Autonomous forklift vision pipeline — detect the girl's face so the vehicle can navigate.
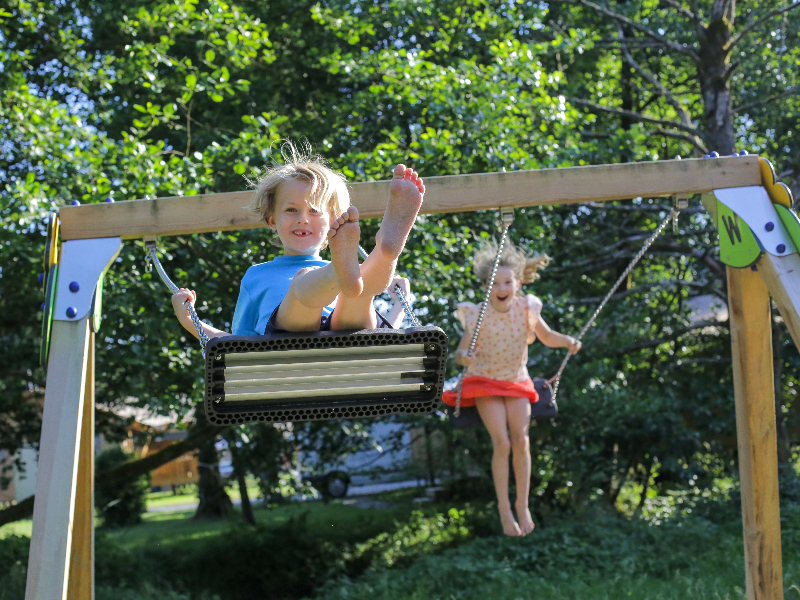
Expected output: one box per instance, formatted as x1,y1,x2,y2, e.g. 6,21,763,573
489,266,521,312
268,179,331,256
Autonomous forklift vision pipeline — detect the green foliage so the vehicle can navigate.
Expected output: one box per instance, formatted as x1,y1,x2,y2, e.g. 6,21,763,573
95,446,150,528
312,503,800,600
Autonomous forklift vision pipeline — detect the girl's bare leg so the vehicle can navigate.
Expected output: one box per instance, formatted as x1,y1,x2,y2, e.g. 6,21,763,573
331,165,424,330
475,395,522,537
506,396,534,535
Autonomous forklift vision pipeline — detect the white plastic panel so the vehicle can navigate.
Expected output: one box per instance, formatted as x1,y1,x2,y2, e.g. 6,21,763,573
714,187,796,256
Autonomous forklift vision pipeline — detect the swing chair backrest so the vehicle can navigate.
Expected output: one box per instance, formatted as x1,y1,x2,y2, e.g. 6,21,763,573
205,326,447,425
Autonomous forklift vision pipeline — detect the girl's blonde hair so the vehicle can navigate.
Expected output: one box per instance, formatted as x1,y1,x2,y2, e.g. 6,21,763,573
473,239,550,290
247,141,350,248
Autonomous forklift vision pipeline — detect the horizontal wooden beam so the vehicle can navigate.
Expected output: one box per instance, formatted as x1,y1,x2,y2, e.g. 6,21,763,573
59,156,761,241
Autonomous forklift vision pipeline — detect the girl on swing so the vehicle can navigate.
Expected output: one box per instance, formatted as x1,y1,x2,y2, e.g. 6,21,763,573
443,241,581,536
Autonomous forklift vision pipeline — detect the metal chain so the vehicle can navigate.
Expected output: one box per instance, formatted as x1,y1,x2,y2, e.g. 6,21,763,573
546,209,677,404
453,218,513,417
358,245,420,327
144,241,210,356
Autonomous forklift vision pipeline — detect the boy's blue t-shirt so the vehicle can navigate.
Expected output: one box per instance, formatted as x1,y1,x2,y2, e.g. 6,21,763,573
232,255,333,336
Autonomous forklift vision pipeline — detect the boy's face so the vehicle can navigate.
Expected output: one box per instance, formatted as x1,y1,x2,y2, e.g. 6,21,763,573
268,179,332,256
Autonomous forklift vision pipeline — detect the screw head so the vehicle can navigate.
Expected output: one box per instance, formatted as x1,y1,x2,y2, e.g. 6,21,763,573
66,306,78,318
215,355,222,361
104,196,114,203
739,149,749,156
710,151,719,158
426,344,437,352
703,154,710,159
69,281,80,293
70,200,80,206
765,222,775,232
777,244,786,253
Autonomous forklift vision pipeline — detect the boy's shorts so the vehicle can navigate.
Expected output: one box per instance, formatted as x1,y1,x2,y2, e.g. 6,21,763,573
264,303,394,335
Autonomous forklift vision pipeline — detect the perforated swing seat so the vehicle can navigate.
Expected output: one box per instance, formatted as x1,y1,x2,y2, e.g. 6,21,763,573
204,326,448,426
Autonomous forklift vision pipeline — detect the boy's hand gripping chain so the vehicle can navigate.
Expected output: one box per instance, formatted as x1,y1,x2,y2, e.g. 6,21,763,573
144,241,210,356
546,205,681,404
453,208,515,417
358,245,421,327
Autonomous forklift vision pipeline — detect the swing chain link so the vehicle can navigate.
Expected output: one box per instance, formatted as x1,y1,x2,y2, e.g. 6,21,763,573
547,208,678,404
453,208,514,417
144,241,210,356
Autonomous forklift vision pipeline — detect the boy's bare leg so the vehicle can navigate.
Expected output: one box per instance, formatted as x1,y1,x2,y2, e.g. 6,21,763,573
275,265,341,332
331,165,424,329
327,206,364,298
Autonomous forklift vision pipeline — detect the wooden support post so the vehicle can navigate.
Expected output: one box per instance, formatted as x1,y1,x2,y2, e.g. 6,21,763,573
25,318,90,600
68,330,94,600
758,252,800,351
727,266,783,600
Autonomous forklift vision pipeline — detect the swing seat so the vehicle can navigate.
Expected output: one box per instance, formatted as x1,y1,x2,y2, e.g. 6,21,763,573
204,326,447,425
446,378,556,428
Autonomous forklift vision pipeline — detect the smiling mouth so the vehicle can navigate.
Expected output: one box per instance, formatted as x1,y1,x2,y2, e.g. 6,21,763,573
496,294,510,301
292,230,312,237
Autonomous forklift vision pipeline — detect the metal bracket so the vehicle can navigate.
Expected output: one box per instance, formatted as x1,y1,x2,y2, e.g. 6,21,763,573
54,238,122,322
500,207,514,229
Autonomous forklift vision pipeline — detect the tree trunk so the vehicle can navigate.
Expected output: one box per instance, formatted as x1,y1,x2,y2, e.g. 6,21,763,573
698,2,736,155
229,442,256,525
194,438,233,520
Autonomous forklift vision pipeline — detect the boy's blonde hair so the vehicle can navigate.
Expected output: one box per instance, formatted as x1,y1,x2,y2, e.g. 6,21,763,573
473,239,550,291
247,141,350,249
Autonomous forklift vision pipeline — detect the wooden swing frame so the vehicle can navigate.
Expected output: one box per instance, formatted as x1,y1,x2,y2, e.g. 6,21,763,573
27,154,799,600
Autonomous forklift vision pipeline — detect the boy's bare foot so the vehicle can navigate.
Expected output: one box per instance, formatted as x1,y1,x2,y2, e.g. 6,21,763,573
516,501,535,536
500,508,522,537
377,164,425,259
328,206,363,297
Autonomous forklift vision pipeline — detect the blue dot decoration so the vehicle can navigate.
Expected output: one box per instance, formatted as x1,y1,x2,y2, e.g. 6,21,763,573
70,200,81,206
710,151,719,158
66,307,78,318
703,154,710,159
104,197,114,203
777,244,786,253
69,281,80,293
739,149,748,156
765,222,774,232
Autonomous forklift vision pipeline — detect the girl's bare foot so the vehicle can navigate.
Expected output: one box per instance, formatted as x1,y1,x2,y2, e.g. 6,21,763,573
377,164,425,259
516,501,535,536
500,508,522,537
328,206,363,297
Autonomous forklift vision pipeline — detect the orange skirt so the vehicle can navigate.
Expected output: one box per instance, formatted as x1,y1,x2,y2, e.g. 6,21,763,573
442,376,539,408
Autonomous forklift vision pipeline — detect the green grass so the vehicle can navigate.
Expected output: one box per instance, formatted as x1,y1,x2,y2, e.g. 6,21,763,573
105,489,428,551
310,501,800,600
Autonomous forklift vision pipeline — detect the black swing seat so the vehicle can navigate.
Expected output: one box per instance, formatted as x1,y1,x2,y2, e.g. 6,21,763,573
446,378,557,429
204,326,448,426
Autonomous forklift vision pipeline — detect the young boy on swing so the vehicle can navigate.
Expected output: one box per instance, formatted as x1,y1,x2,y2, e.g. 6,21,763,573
170,144,424,337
